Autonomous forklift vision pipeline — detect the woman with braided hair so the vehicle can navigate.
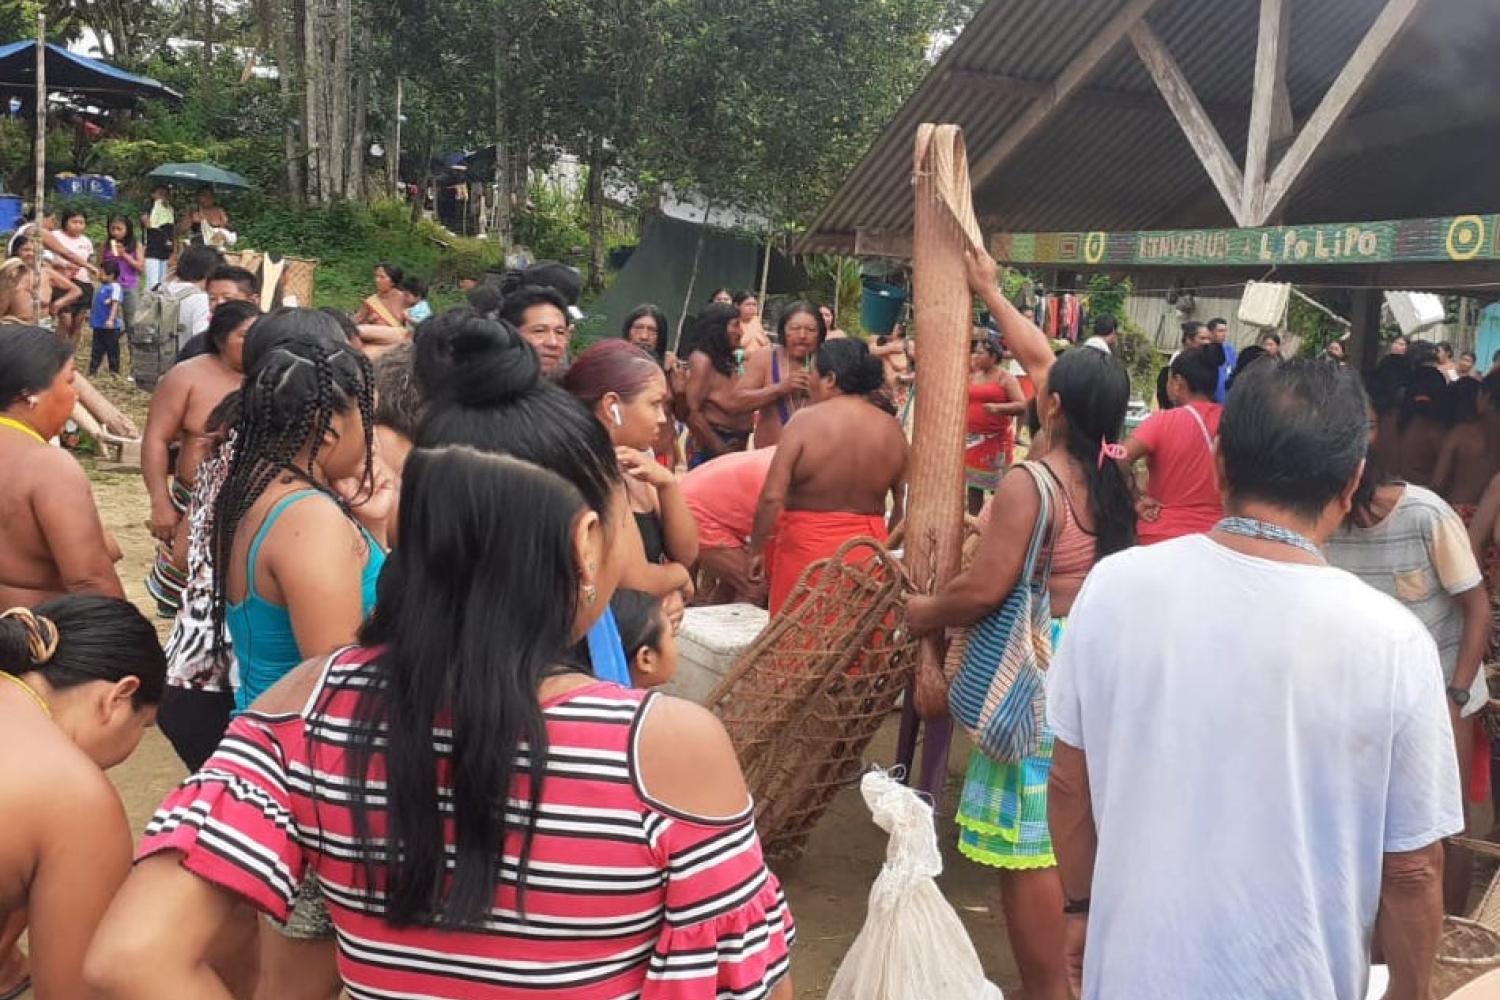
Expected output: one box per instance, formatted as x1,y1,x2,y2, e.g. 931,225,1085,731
209,307,383,1000
0,596,164,1000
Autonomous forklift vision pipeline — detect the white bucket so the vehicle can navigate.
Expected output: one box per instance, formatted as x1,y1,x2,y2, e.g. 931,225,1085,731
667,604,769,704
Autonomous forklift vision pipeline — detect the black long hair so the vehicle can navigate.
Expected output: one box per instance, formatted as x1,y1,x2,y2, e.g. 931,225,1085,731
351,446,599,927
777,300,828,345
0,596,165,707
1047,348,1136,556
209,309,376,661
0,325,72,407
621,304,669,364
815,338,884,396
340,306,623,928
206,299,260,356
105,214,139,254
691,302,738,376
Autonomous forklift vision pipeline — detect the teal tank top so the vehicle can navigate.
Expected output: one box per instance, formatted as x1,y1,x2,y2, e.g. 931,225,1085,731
227,490,385,713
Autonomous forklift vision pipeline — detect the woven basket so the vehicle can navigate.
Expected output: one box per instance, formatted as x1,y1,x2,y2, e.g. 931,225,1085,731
1434,917,1500,997
281,256,318,307
706,537,918,864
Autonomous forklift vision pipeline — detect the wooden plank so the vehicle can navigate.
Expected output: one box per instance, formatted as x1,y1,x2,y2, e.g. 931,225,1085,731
1262,0,1425,221
945,69,1246,119
990,213,1500,268
969,0,1161,189
1242,0,1287,224
1129,22,1250,227
853,228,913,260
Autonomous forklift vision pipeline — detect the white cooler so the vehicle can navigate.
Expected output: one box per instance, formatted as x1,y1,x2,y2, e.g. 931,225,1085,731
668,604,770,704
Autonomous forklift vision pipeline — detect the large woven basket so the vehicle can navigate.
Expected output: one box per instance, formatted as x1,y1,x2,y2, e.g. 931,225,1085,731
281,256,318,307
1434,916,1500,997
705,537,918,864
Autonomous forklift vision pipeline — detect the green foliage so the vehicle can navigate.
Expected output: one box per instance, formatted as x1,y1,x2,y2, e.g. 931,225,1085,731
800,254,864,333
1288,293,1348,359
1081,273,1159,398
513,182,589,264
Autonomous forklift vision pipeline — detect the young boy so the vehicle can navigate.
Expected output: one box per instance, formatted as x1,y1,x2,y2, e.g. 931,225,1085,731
400,274,431,329
88,259,125,376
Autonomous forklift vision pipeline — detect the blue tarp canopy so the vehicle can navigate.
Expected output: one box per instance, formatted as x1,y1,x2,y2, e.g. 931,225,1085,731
0,41,181,108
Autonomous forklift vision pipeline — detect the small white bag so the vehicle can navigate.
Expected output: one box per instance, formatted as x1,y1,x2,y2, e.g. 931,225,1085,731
827,769,1004,1000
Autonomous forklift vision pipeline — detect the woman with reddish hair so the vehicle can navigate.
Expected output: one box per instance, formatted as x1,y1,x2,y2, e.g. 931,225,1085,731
565,340,698,601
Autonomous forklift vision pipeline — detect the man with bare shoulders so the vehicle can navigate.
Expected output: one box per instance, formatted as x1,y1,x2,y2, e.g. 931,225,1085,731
2,241,81,323
733,301,820,449
142,300,255,616
0,327,124,608
1434,378,1497,511
749,338,907,613
685,303,754,468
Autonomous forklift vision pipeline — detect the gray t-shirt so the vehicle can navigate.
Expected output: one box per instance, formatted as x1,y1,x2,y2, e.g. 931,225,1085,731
1326,484,1486,710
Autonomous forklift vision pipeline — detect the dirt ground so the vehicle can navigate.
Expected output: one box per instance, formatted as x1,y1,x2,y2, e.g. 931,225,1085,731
49,369,1022,999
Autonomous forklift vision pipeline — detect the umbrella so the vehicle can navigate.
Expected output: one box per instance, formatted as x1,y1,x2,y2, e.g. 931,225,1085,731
146,162,252,191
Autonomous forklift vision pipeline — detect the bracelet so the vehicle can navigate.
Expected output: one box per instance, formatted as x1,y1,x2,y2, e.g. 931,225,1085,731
1063,897,1090,915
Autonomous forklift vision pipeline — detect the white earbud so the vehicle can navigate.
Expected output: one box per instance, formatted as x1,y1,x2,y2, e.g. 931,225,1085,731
611,404,623,427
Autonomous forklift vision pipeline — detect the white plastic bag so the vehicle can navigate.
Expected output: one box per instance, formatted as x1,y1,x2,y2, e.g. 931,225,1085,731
827,769,1004,1000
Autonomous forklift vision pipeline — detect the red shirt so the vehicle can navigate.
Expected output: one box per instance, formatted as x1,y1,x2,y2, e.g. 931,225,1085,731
1134,401,1224,545
681,448,776,549
139,648,794,998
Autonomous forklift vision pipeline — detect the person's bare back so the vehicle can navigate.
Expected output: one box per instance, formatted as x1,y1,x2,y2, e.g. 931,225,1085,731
167,355,242,484
0,433,123,607
1436,422,1493,507
783,395,907,515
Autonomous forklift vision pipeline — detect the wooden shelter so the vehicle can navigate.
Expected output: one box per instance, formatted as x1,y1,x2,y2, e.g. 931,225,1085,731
797,0,1500,359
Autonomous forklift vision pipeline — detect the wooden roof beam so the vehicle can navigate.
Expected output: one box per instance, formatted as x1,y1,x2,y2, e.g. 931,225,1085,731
1261,0,1426,223
1243,0,1289,224
968,0,1162,191
1130,21,1251,227
945,69,1246,119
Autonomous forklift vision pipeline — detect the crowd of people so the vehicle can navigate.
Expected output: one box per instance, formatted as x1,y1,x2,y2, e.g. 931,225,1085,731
0,210,1497,1000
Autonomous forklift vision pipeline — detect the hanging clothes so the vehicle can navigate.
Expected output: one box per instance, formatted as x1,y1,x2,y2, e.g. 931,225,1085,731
1477,303,1500,375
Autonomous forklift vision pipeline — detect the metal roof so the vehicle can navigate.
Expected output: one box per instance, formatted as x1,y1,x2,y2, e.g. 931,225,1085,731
0,40,182,108
799,0,1500,253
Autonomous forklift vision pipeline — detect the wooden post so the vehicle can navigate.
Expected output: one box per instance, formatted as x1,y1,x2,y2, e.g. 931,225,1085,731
758,233,772,305
30,17,45,322
908,127,981,697
391,75,402,199
1242,0,1287,224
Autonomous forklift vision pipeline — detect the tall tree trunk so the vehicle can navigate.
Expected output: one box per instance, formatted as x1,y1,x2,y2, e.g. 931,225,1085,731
276,0,304,204
674,201,713,353
327,0,351,198
585,136,606,293
302,0,324,202
345,16,369,203
492,18,512,254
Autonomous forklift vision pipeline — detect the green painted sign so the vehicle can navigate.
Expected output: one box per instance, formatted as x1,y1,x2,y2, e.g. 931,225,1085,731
991,215,1500,268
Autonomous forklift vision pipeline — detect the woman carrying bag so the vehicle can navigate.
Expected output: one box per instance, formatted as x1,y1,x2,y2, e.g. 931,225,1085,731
907,247,1136,1000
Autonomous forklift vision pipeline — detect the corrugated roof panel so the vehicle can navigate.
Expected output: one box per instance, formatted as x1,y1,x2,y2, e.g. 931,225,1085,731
799,0,1500,253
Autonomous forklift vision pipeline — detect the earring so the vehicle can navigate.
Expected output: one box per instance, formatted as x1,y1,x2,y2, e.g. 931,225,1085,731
26,396,38,408
582,582,598,605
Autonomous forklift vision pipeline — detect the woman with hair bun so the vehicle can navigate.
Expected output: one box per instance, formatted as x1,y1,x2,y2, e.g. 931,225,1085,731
0,595,165,1000
93,308,795,1000
749,338,907,613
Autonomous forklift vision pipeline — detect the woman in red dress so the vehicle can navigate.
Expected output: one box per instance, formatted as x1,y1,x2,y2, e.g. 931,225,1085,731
965,330,1026,514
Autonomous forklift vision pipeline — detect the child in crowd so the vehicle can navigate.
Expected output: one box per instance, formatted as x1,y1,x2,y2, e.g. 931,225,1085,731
141,185,175,290
401,274,432,328
612,588,679,689
88,259,125,375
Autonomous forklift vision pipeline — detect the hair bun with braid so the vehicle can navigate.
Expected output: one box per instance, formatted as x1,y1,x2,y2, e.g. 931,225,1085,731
415,308,540,409
0,608,59,672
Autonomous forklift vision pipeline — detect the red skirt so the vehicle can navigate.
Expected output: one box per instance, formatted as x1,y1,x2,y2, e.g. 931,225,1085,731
768,509,888,615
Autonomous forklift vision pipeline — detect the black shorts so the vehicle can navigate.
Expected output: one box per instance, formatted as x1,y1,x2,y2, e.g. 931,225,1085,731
158,684,235,772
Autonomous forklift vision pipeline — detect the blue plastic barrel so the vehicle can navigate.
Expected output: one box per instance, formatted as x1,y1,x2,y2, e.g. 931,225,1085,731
860,280,907,335
0,195,21,235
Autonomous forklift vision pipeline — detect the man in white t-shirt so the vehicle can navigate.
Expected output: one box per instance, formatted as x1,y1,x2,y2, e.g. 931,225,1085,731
1048,359,1459,1000
1081,313,1117,354
160,245,218,349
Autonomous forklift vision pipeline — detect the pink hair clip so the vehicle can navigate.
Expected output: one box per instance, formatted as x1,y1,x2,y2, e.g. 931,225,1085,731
1097,437,1127,469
